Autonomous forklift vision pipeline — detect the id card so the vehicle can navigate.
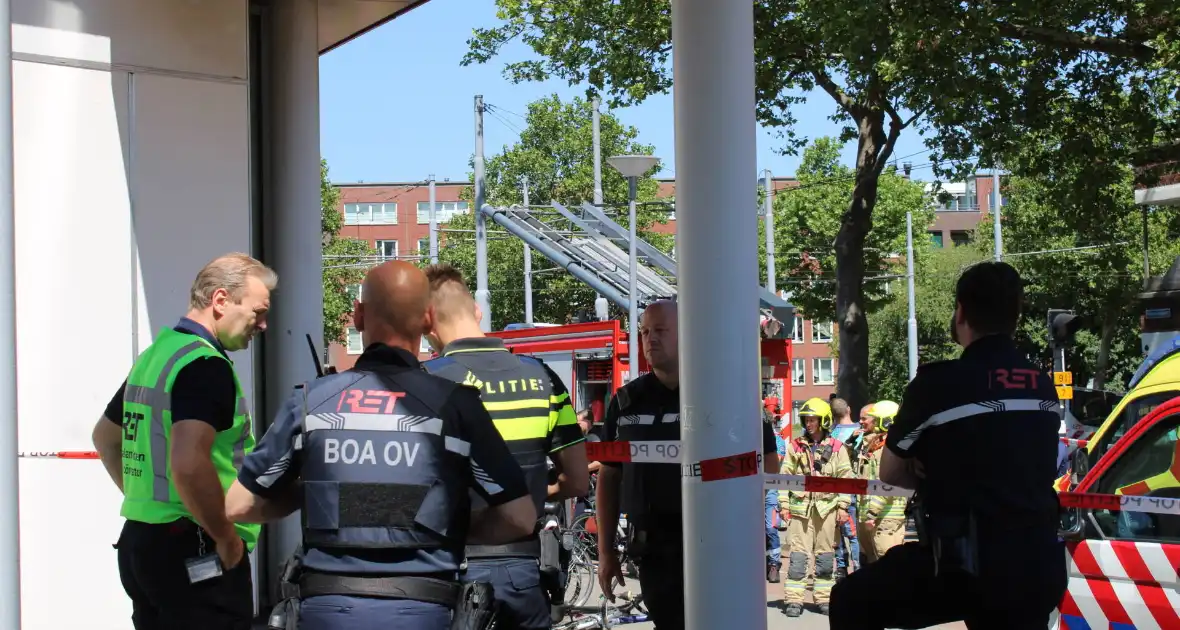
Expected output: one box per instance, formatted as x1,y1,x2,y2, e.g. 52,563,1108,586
185,554,224,584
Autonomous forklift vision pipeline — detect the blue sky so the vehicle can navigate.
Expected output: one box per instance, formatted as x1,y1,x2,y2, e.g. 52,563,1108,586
319,0,935,185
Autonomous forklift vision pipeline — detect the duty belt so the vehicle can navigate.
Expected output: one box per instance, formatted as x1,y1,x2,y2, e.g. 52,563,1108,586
296,572,461,609
465,538,541,559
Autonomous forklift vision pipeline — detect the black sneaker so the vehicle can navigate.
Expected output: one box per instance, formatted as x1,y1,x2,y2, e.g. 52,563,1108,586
766,565,780,583
783,604,803,617
835,566,848,580
817,604,830,616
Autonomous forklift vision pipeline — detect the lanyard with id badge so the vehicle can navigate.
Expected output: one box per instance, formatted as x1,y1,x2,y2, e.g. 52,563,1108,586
186,529,226,584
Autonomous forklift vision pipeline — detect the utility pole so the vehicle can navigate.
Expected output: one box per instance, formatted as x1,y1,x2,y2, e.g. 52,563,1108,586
762,169,776,293
993,165,1003,261
591,96,609,321
906,212,918,380
474,95,491,331
673,0,765,627
428,174,438,264
523,176,533,325
0,0,19,625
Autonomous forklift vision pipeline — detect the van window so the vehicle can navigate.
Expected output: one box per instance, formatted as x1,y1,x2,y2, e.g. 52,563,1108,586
1092,391,1180,461
1089,417,1180,543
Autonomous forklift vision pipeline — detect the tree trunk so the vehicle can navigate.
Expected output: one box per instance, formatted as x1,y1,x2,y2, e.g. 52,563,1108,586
835,111,887,414
1092,309,1118,390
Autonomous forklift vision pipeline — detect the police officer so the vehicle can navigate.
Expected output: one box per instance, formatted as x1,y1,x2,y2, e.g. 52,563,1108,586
225,261,536,630
829,261,1068,628
91,252,275,630
597,300,779,630
419,263,590,629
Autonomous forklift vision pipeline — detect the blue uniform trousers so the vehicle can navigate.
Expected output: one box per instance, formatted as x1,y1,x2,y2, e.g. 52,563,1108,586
836,502,859,571
765,489,781,569
462,558,550,630
297,595,451,630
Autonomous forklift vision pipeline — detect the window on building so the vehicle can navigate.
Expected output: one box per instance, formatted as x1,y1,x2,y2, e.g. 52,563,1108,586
791,316,805,343
375,240,398,260
812,321,833,343
416,201,470,224
813,358,835,385
346,326,363,354
950,231,971,247
929,231,944,248
344,202,397,225
346,284,362,303
418,238,430,253
792,358,806,386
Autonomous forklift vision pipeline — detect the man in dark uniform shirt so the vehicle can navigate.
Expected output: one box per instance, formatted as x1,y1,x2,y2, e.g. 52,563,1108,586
829,261,1068,628
596,300,779,630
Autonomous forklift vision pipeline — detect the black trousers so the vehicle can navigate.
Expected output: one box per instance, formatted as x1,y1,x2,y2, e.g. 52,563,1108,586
115,519,254,630
829,539,1067,629
634,541,684,630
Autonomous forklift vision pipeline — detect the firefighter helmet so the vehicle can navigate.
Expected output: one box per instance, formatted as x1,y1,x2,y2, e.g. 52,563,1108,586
868,400,900,432
798,397,833,430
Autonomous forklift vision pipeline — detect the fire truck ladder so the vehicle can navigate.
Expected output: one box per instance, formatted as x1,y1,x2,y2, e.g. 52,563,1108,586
479,204,677,312
478,203,794,325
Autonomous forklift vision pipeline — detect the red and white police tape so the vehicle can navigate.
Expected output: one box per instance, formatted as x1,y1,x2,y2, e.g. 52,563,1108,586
17,451,100,459
584,440,1180,516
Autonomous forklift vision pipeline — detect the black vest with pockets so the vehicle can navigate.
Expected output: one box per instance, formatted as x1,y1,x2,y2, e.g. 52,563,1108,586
296,367,472,573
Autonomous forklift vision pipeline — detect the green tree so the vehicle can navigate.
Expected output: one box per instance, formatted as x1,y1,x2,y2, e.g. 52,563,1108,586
462,0,1178,412
441,95,672,330
866,245,986,402
766,138,933,325
321,158,376,345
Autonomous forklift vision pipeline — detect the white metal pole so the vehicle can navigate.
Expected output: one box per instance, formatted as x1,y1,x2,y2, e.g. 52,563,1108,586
592,96,609,321
428,174,438,264
627,177,639,369
993,166,1003,261
0,0,20,624
265,0,324,596
672,0,764,626
763,169,776,294
523,176,533,325
906,212,918,380
474,95,491,330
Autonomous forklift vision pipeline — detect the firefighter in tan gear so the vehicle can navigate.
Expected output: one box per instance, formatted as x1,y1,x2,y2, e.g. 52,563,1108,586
854,401,908,565
779,397,853,618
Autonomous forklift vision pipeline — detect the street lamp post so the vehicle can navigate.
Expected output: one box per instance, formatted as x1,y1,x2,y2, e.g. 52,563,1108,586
607,155,660,378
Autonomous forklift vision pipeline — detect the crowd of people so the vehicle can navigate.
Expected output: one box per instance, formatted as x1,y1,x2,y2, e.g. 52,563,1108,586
91,252,1068,630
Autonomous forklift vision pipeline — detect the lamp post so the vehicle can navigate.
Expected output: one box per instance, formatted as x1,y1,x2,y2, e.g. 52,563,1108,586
607,154,660,377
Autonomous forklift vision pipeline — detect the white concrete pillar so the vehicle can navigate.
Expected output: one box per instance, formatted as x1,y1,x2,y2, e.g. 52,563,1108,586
672,0,765,628
263,0,321,600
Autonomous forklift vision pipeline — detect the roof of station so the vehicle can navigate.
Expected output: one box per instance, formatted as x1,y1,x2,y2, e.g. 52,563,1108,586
319,0,433,55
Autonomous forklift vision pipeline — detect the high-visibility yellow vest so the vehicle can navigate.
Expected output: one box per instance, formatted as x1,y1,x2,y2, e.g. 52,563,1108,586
119,327,260,551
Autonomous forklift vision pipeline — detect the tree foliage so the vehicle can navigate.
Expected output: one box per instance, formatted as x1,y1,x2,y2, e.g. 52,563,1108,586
867,245,986,402
321,158,375,345
766,137,933,323
463,0,1179,412
441,95,673,330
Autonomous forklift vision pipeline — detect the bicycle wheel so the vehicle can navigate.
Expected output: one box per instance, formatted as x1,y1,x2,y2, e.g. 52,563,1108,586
564,544,597,609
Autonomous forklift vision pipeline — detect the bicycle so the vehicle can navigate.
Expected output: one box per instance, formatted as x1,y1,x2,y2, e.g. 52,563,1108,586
553,584,648,629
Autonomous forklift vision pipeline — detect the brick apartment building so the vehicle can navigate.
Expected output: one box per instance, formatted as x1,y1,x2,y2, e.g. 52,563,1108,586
326,173,996,409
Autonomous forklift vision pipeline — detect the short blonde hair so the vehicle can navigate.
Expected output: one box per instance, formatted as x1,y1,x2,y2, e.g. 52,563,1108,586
189,253,277,310
424,263,476,324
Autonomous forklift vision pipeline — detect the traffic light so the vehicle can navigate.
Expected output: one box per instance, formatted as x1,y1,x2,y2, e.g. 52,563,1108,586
1048,309,1083,348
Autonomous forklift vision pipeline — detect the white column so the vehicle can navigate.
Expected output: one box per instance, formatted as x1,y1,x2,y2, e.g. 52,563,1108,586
263,0,321,600
672,0,765,628
0,0,20,625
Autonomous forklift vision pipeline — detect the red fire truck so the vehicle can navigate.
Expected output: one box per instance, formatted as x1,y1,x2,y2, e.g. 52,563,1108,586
487,320,794,425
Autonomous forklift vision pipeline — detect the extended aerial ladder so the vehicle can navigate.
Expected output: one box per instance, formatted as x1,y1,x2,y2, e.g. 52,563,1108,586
477,202,795,326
